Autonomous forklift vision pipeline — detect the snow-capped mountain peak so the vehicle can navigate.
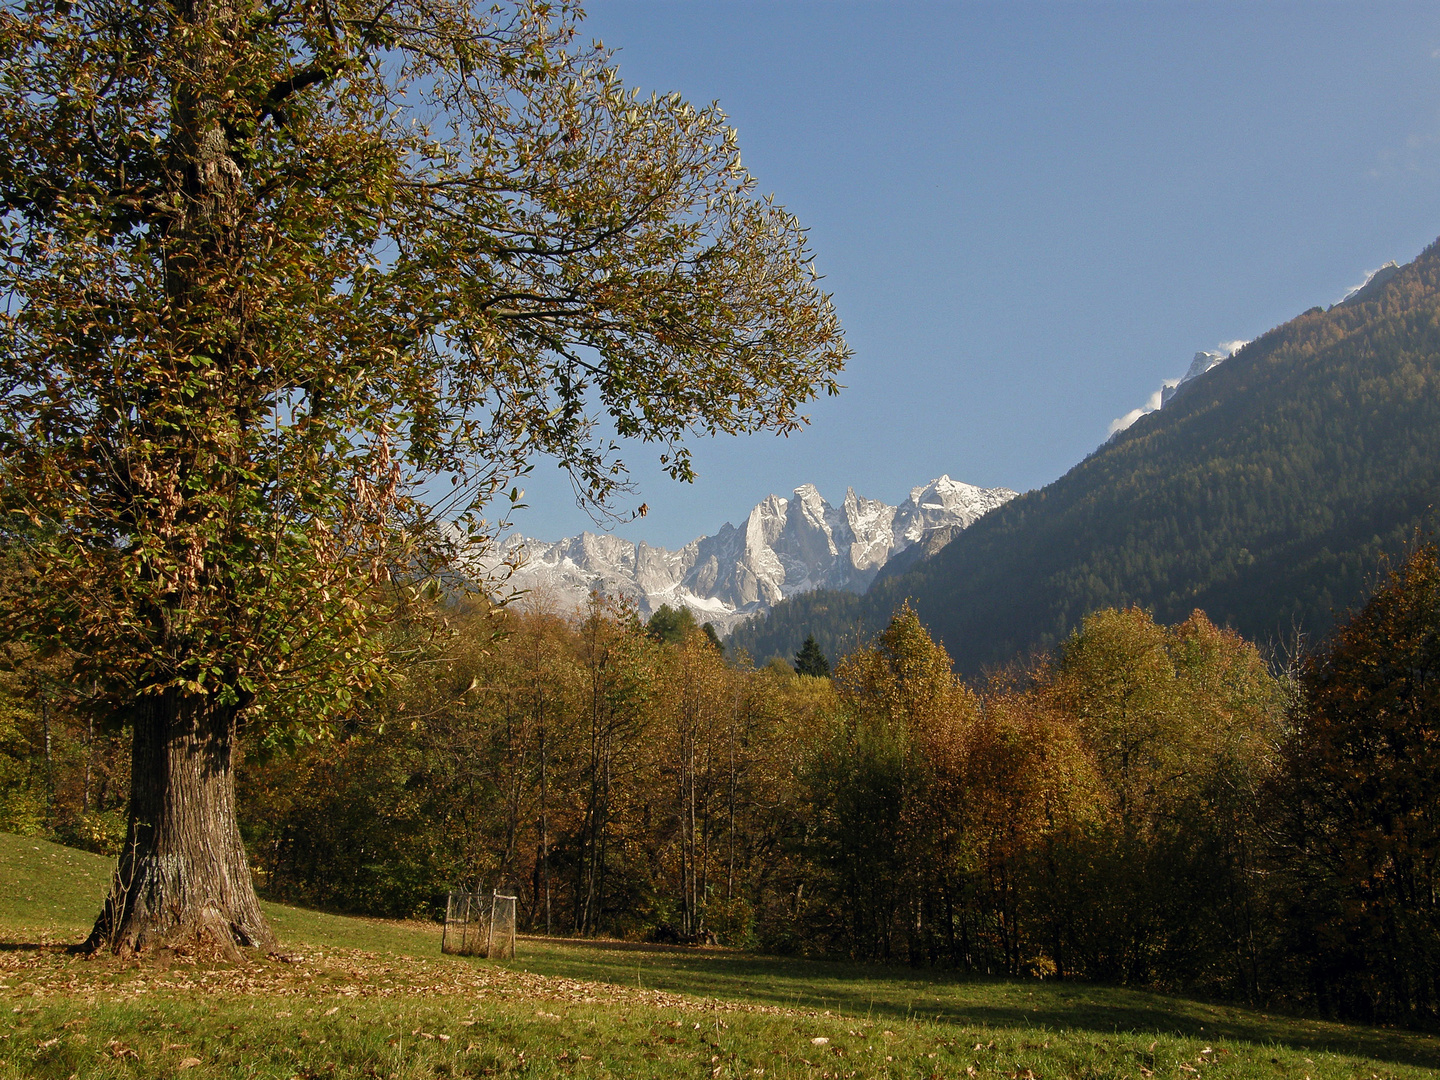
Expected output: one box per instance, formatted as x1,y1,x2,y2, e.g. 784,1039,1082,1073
488,476,1018,633
1108,340,1249,439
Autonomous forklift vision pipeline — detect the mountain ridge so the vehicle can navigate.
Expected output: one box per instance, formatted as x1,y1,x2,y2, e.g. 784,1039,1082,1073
492,476,1018,633
729,238,1440,672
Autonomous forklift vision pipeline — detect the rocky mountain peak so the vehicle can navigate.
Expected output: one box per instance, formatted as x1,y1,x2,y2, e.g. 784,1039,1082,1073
488,476,1019,634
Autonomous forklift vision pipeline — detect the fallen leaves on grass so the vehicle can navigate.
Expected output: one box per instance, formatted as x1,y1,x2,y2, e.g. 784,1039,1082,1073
0,941,812,1023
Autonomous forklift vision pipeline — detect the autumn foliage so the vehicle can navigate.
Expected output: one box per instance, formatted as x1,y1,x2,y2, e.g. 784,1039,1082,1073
9,546,1440,1023
1273,544,1440,1021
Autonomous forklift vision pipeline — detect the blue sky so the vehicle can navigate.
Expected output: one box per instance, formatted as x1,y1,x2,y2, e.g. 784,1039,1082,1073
506,1,1440,549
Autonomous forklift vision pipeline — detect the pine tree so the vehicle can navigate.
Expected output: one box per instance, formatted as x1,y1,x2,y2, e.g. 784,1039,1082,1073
794,634,831,678
647,605,698,645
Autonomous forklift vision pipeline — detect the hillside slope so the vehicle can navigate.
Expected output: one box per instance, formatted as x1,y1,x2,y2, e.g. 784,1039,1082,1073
732,238,1440,672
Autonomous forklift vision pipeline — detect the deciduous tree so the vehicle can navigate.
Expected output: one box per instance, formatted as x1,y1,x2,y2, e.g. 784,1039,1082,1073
1278,544,1440,1021
0,0,845,955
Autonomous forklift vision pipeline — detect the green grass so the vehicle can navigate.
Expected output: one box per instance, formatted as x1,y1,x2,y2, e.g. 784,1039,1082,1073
3,832,1439,1079
0,832,113,940
510,939,1440,1072
0,832,437,955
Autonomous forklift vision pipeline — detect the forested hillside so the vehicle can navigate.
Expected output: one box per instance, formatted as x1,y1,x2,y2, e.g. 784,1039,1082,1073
731,237,1440,673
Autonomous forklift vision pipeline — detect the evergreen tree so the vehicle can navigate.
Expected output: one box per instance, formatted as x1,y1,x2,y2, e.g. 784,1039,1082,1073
794,634,831,677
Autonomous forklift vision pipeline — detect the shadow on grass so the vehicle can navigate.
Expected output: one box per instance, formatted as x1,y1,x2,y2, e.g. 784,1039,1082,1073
504,939,1440,1072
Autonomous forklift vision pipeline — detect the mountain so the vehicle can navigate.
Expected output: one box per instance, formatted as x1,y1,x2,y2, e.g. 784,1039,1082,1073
730,239,1440,673
491,476,1017,633
1160,348,1229,408
1109,342,1247,437
1342,260,1400,305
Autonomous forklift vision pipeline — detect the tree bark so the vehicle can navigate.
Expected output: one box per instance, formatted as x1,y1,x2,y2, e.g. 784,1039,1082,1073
88,690,274,957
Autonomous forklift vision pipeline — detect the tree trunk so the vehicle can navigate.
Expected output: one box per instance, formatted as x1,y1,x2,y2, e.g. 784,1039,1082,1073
88,690,274,957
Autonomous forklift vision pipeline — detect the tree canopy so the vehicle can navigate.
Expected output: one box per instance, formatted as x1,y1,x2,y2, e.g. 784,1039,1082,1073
0,0,846,954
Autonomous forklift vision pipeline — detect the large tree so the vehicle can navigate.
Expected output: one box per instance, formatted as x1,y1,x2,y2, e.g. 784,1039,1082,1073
1277,544,1440,1021
0,0,845,955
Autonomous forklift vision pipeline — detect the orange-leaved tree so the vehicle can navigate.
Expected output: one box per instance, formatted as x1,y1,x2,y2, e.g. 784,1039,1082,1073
1044,606,1282,987
814,603,977,961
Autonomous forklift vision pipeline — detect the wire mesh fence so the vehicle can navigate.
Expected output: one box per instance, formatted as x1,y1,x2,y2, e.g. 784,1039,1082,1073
441,889,517,959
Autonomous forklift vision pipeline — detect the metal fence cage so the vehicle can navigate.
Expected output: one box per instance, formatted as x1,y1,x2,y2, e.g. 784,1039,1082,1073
441,889,517,959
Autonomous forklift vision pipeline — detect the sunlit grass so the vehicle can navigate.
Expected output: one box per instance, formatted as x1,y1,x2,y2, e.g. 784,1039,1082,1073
3,831,1438,1079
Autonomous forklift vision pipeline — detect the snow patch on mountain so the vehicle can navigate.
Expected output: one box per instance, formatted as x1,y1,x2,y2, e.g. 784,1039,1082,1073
1108,340,1249,438
1339,261,1399,305
487,476,1018,634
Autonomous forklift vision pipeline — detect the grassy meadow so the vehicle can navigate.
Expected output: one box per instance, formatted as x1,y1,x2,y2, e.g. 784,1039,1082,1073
3,832,1439,1079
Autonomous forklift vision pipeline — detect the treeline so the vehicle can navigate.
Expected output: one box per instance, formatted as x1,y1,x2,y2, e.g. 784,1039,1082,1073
6,548,1440,1024
727,589,870,675
731,237,1440,674
806,602,1285,998
238,596,833,945
0,645,129,853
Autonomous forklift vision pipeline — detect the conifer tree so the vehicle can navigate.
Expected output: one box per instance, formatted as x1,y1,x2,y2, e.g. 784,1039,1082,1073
794,634,830,678
647,605,698,645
